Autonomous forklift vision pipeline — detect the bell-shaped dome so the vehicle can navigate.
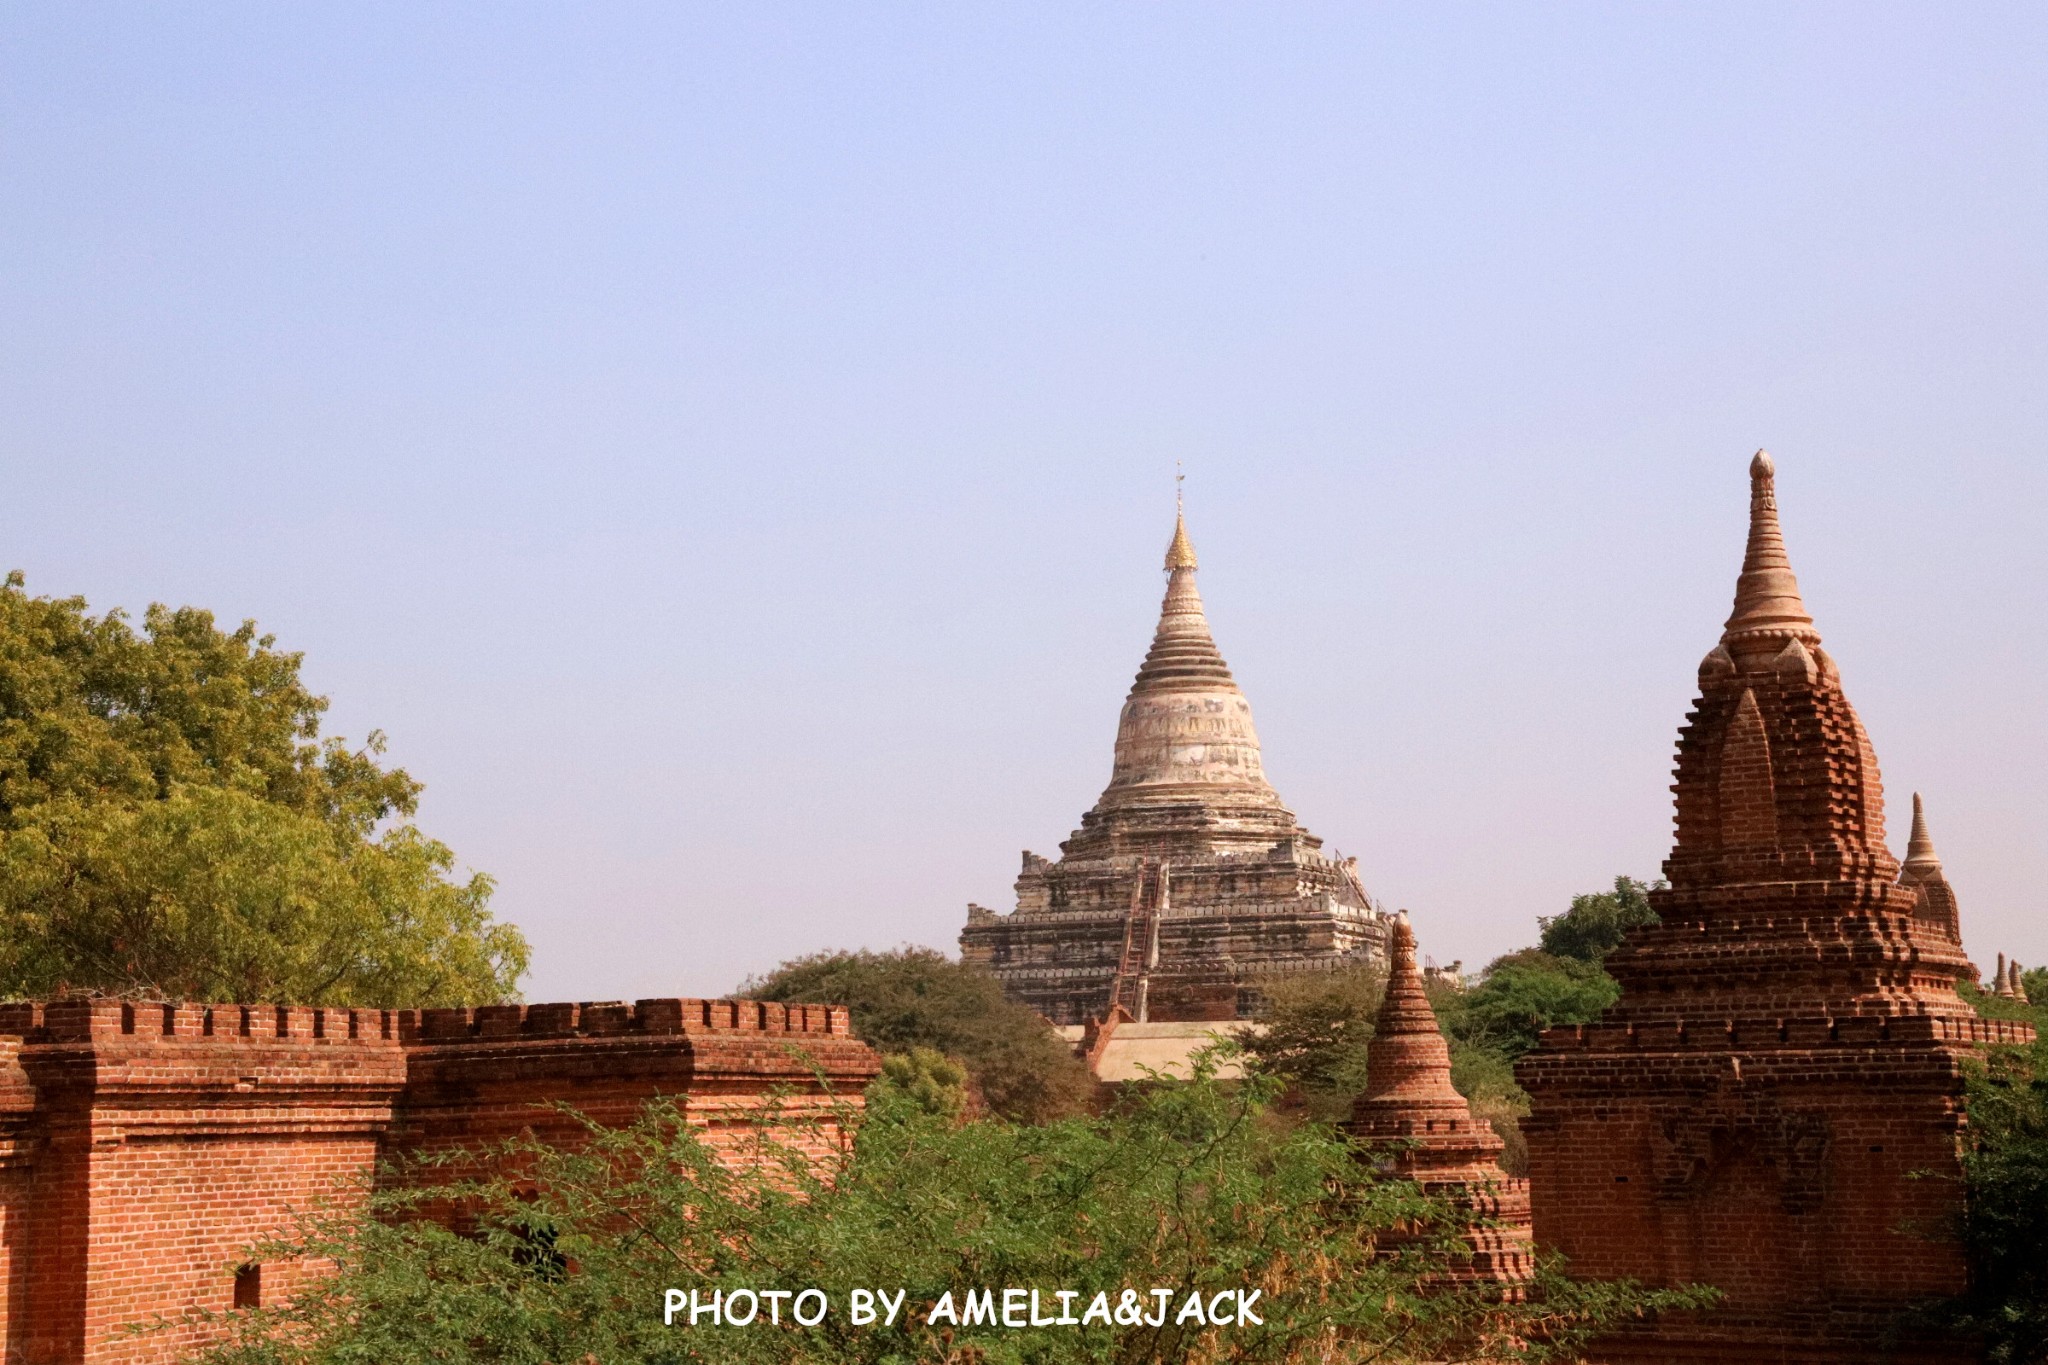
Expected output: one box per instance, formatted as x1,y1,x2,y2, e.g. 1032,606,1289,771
1096,511,1285,815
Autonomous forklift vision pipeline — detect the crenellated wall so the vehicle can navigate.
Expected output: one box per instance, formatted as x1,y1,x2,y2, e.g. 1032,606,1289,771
0,995,879,1365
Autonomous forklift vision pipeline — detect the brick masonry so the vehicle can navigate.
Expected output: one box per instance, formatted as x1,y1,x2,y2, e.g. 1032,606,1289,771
1346,912,1533,1293
1518,452,2032,1364
0,996,878,1365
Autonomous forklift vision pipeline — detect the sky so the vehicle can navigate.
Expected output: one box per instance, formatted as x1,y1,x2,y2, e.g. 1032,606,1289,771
2,4,2044,1002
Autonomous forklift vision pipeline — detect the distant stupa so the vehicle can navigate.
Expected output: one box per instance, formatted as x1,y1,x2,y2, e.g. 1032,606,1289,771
960,502,1390,1023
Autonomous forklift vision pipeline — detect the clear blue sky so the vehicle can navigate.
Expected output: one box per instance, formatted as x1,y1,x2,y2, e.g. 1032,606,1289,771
3,4,2043,1000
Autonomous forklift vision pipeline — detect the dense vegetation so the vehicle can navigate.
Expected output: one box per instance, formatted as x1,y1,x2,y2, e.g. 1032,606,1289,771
1951,973,2048,1363
0,573,527,1005
740,947,1094,1124
1245,877,1659,1170
180,1064,1703,1365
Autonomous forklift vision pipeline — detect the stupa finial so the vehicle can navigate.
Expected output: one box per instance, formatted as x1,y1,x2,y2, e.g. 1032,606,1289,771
1723,449,1820,656
1165,464,1197,572
1903,792,1943,875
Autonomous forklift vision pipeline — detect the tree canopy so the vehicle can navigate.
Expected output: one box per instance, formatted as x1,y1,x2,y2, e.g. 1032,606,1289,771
740,947,1093,1124
1239,964,1383,1120
1241,882,1648,1173
180,1064,1702,1365
1536,875,1661,963
1949,983,2048,1362
0,573,527,1005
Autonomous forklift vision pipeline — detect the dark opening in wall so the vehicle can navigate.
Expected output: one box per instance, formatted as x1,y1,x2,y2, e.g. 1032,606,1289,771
233,1264,261,1309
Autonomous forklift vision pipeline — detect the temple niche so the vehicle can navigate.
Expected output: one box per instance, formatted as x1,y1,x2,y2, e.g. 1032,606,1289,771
1518,453,2033,1365
959,508,1392,1025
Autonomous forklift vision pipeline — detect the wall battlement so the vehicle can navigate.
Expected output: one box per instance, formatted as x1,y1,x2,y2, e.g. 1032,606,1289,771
407,997,853,1042
0,992,879,1365
0,999,405,1047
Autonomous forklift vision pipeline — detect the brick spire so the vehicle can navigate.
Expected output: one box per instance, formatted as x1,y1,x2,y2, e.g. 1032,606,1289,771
1898,792,1962,944
1609,452,1975,1022
1348,912,1532,1291
1352,913,1470,1135
1901,791,1942,878
1519,452,2028,1364
1722,450,1820,663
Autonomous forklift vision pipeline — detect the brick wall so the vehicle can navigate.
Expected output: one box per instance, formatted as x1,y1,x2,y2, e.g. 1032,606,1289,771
0,996,878,1365
1519,455,2032,1364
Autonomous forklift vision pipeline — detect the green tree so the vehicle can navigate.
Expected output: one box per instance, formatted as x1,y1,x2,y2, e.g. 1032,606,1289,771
178,1065,1706,1365
1946,981,2048,1363
874,1046,970,1122
1240,964,1383,1119
1537,876,1662,964
0,573,526,1005
1240,966,1533,1171
1435,950,1619,1060
741,947,1093,1124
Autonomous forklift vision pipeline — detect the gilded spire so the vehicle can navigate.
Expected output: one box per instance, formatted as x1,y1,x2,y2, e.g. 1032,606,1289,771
1165,463,1197,571
1722,450,1820,658
1903,792,1942,876
1164,511,1197,572
1134,509,1230,690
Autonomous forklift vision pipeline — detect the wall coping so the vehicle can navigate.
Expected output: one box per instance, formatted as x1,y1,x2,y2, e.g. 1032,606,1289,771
405,998,854,1043
0,997,858,1049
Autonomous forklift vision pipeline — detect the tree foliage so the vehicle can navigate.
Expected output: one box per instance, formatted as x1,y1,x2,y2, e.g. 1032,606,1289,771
874,1046,970,1122
1240,964,1383,1119
0,573,527,1005
1948,984,2048,1362
177,1064,1705,1365
741,947,1093,1124
1434,950,1620,1061
1244,883,1649,1172
1952,1033,2048,1363
1536,876,1661,964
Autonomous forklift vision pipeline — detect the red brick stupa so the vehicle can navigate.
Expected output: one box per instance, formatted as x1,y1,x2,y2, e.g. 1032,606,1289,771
1519,452,2033,1364
1348,911,1533,1293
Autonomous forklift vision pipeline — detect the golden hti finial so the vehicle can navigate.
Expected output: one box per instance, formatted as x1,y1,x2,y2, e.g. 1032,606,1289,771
1165,463,1197,571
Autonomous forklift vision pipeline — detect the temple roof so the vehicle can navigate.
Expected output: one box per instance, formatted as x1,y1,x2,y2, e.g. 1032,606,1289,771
1093,509,1287,819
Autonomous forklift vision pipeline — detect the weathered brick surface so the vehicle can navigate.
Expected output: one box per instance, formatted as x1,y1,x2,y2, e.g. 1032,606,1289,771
0,996,878,1364
961,510,1391,1023
1519,453,2031,1364
1347,913,1532,1293
0,1001,408,1365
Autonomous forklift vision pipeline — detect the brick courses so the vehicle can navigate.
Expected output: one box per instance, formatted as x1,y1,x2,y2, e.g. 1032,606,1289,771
1346,912,1533,1293
1518,452,2031,1364
0,995,878,1364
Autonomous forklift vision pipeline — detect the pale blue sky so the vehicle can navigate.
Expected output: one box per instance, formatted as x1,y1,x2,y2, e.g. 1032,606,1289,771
3,4,2044,1000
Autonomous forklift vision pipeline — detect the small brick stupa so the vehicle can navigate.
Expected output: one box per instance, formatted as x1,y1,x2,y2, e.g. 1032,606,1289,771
1346,912,1533,1293
1896,791,1961,944
961,505,1390,1024
1520,452,2034,1364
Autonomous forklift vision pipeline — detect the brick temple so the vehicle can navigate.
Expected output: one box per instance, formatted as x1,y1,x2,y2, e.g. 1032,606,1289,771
960,507,1392,1024
1347,911,1533,1294
1519,452,2032,1364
